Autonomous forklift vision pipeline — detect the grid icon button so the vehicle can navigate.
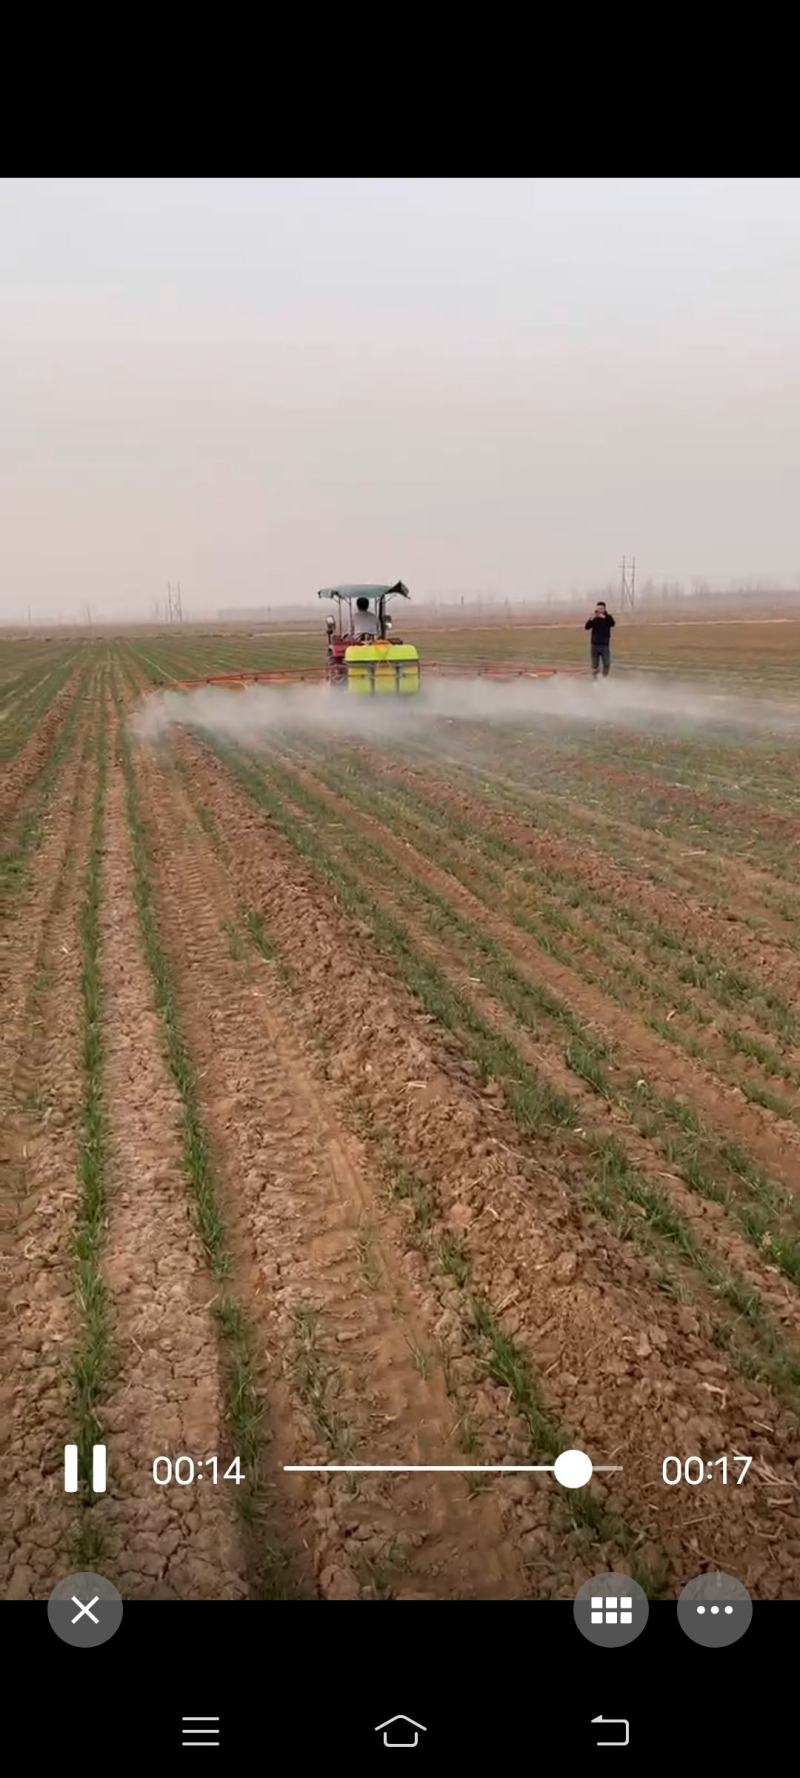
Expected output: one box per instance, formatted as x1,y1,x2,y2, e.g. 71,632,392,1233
576,1574,649,1646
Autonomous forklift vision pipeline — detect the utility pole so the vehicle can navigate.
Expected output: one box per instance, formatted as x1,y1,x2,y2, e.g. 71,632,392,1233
166,582,173,624
175,581,183,623
620,556,636,611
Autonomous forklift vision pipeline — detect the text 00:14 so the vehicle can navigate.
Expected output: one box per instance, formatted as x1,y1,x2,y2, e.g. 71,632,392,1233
152,1455,245,1485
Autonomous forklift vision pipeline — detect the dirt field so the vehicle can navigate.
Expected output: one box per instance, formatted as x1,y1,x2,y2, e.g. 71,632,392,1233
3,620,800,1601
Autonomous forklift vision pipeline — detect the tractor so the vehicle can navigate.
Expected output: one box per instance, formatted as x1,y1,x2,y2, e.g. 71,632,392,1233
319,582,421,696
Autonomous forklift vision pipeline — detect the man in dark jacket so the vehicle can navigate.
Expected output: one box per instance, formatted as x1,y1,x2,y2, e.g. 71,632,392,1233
585,602,615,677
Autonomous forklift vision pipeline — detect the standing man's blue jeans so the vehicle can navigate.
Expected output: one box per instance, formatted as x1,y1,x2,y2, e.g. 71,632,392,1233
591,645,611,678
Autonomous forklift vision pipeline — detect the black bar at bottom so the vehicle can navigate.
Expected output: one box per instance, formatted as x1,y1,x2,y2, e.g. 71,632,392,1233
3,1600,790,1762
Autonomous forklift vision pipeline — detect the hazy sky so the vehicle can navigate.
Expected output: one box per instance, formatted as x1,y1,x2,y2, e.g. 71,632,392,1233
2,178,799,621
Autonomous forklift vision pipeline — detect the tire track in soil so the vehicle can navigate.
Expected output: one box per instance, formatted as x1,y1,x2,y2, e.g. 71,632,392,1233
135,739,529,1600
182,736,800,1598
266,747,800,1198
0,687,99,1599
88,730,249,1599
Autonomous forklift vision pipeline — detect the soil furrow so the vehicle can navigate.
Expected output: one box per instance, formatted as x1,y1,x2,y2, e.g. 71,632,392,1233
417,737,800,940
0,696,94,1119
134,740,531,1599
177,734,800,1597
300,744,800,1095
264,745,800,1196
220,747,800,1408
0,691,99,1598
88,735,249,1598
0,666,84,824
385,747,800,997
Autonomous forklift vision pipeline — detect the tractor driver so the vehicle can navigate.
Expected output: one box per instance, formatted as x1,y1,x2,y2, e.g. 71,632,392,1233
353,596,378,639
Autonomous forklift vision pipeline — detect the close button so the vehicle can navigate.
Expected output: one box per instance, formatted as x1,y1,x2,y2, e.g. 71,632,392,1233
47,1571,124,1647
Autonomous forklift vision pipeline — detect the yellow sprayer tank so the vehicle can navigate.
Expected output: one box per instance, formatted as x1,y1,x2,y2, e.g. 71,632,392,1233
344,641,421,696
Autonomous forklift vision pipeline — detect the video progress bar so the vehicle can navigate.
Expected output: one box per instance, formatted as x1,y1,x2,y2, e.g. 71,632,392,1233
284,1463,623,1474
